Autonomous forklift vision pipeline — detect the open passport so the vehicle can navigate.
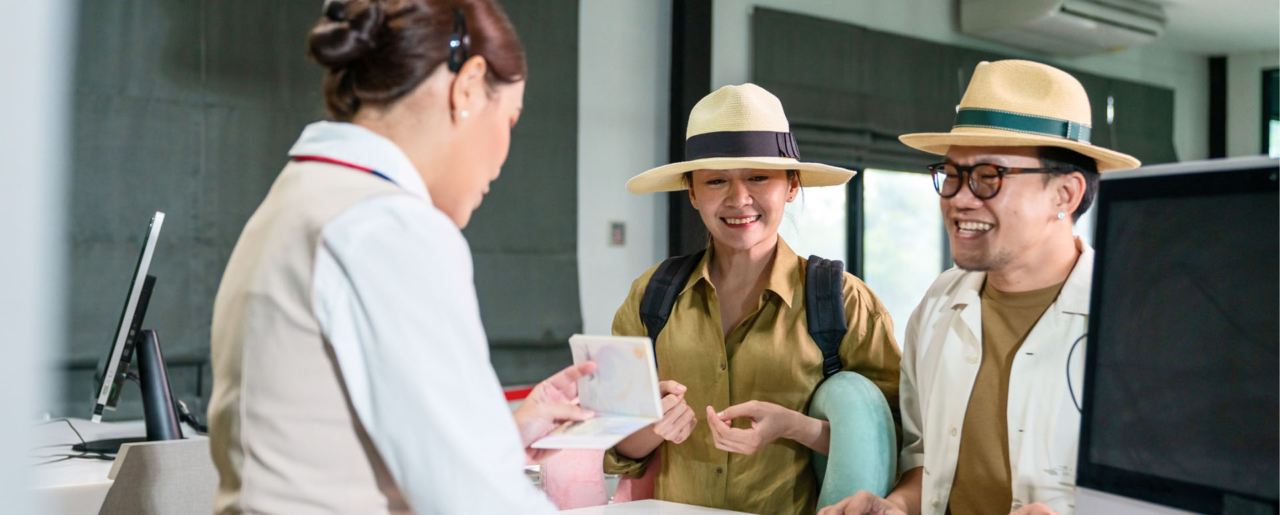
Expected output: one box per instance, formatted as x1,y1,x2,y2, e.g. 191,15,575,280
530,335,664,450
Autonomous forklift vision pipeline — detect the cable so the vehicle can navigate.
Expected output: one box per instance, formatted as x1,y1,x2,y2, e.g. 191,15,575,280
1067,333,1087,413
31,452,115,466
31,455,77,467
177,400,208,434
34,418,88,449
30,418,116,466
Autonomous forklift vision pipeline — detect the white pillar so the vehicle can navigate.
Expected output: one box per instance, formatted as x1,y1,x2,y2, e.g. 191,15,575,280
0,0,75,511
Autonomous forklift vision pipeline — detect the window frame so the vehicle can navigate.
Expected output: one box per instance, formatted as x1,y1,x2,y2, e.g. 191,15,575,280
1262,68,1279,156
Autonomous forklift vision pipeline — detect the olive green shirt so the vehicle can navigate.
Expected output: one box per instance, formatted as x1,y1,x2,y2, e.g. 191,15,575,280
948,280,1065,515
603,239,902,514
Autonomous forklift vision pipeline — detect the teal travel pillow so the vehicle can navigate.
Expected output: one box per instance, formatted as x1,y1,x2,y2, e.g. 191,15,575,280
808,371,898,508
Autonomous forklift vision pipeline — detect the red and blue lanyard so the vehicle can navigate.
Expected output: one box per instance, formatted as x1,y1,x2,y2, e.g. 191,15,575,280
291,155,397,185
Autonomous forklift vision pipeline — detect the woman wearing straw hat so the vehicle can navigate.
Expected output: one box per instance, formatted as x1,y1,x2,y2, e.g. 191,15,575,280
820,60,1140,515
602,84,903,514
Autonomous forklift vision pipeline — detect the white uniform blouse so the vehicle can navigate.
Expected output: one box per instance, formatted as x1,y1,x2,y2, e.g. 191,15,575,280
293,122,557,514
899,238,1094,515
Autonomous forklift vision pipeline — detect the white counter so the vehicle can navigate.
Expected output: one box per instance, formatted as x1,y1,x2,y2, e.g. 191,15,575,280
562,500,751,514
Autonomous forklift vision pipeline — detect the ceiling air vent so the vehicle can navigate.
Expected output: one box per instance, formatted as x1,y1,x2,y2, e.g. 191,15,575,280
960,0,1167,57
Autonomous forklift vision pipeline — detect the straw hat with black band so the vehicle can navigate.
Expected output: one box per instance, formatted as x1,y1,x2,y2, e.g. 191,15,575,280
900,59,1140,172
627,84,856,194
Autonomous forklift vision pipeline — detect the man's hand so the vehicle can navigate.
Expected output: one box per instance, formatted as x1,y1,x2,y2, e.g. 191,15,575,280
653,380,697,443
513,362,597,462
1010,503,1059,515
705,401,803,455
818,491,908,515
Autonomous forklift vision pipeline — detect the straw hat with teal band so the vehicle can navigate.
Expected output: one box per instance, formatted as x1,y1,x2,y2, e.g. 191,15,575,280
900,60,1141,172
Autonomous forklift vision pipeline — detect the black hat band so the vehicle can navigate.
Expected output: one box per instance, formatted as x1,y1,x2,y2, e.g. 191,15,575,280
685,130,801,161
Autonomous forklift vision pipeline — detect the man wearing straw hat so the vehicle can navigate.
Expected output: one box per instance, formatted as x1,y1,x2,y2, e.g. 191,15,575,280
820,60,1140,515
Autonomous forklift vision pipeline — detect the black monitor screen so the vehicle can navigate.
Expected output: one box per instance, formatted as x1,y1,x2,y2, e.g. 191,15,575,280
1084,166,1279,508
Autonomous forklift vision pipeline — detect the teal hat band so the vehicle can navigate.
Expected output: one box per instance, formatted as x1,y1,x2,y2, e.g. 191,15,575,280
953,108,1092,144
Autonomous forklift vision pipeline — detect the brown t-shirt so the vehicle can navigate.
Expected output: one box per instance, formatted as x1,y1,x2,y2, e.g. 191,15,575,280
947,280,1065,515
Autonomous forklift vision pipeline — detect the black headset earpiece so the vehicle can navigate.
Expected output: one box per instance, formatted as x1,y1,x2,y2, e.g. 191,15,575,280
447,7,470,73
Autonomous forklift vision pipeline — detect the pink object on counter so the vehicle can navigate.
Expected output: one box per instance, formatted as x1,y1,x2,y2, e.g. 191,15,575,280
539,449,608,509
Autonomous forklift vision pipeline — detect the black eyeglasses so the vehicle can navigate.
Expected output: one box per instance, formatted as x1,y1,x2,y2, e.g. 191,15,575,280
448,7,470,72
928,162,1054,200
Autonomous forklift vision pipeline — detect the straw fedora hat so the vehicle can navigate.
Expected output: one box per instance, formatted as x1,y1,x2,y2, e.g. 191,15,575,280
899,60,1140,172
626,84,856,194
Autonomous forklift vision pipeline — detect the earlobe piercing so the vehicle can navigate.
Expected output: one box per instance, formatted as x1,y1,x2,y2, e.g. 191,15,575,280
459,110,469,118
1058,211,1066,220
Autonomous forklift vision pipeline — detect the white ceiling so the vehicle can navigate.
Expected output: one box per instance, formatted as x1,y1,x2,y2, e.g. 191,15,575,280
1147,0,1280,55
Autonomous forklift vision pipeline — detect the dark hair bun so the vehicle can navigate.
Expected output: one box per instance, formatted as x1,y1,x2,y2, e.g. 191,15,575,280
307,1,384,70
307,0,527,122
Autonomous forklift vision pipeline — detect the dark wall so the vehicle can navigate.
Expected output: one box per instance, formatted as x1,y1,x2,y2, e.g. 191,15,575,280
59,0,580,420
751,8,1180,171
470,0,582,385
60,0,326,419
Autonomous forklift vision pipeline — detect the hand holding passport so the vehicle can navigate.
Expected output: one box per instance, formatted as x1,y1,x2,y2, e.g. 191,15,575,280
531,335,663,450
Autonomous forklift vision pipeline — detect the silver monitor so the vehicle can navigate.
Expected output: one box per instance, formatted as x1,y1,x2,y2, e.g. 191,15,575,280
92,211,164,423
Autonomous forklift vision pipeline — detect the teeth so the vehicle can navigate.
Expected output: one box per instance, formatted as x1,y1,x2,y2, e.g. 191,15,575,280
725,216,760,225
958,221,994,231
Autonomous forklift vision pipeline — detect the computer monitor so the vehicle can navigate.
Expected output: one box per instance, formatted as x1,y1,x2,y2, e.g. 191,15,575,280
92,212,164,423
1077,156,1279,515
80,211,182,454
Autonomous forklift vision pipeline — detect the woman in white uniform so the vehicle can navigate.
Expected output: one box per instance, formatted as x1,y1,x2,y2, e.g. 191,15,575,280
208,1,591,513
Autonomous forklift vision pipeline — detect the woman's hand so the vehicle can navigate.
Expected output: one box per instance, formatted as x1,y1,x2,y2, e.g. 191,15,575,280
613,380,696,460
653,380,697,443
513,362,597,463
706,401,818,455
818,491,908,515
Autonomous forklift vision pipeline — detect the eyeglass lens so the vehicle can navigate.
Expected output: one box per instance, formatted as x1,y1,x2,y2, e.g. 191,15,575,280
933,164,1002,199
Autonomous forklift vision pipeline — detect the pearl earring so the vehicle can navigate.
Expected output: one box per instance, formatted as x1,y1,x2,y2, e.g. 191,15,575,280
1057,211,1066,220
459,110,469,118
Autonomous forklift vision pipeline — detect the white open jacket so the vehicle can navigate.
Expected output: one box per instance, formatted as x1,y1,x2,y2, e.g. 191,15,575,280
899,238,1093,515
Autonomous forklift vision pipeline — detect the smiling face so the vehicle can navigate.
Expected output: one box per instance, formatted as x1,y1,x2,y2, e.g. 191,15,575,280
942,146,1070,272
687,168,799,253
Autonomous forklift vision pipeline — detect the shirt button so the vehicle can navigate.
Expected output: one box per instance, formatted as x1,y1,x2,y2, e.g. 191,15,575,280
720,362,727,370
949,426,958,437
932,499,940,508
716,467,723,474
966,355,978,364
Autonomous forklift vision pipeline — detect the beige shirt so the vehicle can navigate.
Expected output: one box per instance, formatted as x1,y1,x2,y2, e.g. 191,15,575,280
603,239,902,514
900,238,1093,515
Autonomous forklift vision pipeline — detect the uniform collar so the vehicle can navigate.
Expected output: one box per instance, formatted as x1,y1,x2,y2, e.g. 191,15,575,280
680,237,801,308
947,236,1094,315
288,121,430,201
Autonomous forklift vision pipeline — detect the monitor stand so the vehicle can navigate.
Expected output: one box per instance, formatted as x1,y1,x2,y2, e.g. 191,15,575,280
75,329,184,454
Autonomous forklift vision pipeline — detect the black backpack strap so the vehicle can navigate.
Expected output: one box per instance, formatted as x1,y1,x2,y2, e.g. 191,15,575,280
639,250,706,346
806,254,848,379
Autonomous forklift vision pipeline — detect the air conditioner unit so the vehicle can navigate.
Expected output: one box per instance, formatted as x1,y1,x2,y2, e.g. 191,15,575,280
960,0,1167,57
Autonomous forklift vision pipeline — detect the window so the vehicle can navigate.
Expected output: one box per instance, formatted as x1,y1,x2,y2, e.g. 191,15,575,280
778,181,847,264
860,169,947,345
